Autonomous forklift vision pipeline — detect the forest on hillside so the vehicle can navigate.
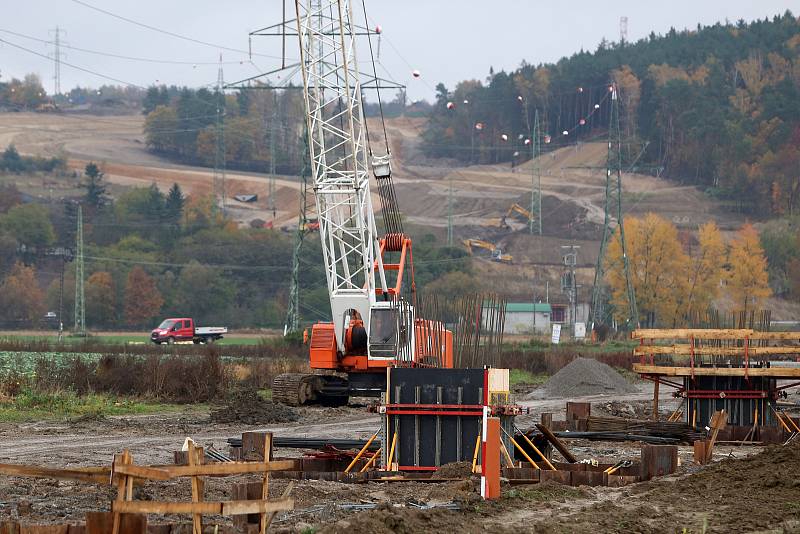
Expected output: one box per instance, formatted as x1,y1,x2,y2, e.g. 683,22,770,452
421,12,800,216
0,149,470,329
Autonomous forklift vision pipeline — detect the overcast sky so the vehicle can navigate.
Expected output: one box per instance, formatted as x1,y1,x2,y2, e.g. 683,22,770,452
0,1,797,101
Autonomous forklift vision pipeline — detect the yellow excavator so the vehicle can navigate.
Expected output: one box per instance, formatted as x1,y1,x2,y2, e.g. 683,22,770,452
462,239,513,264
506,203,533,222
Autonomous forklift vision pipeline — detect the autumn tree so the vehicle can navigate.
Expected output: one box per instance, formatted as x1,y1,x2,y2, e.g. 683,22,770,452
675,222,726,319
726,223,772,313
605,213,688,326
0,262,46,325
86,271,116,327
123,266,163,327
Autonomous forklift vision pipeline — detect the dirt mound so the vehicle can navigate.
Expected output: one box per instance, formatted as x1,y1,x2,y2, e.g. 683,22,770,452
537,357,637,398
210,389,298,425
317,503,470,534
533,438,800,533
431,461,473,479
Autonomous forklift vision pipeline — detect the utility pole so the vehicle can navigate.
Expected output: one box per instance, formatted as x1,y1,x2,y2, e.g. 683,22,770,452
74,205,85,336
590,84,638,331
213,55,226,216
49,26,65,100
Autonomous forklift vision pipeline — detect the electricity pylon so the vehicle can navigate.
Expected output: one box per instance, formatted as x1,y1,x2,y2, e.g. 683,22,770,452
213,55,226,215
590,84,638,330
530,109,542,235
284,134,315,334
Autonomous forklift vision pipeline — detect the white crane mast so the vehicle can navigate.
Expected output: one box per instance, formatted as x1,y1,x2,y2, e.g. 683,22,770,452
294,0,388,353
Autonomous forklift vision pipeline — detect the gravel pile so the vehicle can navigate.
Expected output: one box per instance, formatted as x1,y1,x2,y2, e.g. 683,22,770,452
539,357,637,398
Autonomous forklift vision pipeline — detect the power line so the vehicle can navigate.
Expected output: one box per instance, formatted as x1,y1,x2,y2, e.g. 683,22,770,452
69,0,281,60
0,37,146,88
0,28,248,65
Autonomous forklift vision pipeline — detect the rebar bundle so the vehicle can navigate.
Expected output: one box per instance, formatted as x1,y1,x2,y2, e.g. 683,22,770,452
415,292,507,368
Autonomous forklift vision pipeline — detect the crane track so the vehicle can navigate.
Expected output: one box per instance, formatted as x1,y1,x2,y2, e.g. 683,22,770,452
272,373,318,406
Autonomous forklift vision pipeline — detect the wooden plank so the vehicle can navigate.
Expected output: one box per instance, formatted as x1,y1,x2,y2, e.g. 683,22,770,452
633,364,800,378
86,512,146,534
112,465,170,481
112,502,221,514
221,498,294,516
535,424,577,463
634,345,800,356
0,464,109,484
632,329,754,340
112,499,293,516
163,460,297,477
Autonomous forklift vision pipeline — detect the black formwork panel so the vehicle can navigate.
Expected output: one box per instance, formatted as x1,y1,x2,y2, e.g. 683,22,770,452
685,376,776,427
386,368,485,469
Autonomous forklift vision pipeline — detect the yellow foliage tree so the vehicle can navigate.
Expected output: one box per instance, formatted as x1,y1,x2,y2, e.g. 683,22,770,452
604,213,688,326
0,262,46,324
726,223,771,313
674,222,725,320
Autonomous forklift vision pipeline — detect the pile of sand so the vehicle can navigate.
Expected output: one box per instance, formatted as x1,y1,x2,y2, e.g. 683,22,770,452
537,357,637,398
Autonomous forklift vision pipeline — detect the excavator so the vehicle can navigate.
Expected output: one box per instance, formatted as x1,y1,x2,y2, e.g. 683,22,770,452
506,203,533,223
272,0,453,406
462,239,513,264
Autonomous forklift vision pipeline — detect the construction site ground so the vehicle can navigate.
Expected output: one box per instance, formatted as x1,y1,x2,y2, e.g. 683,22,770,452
2,379,798,533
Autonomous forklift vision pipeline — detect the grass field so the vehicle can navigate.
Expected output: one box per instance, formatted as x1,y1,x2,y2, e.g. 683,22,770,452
0,332,271,346
0,390,200,422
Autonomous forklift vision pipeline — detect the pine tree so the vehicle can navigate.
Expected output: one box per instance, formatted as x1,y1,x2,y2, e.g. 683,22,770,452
83,162,108,208
165,183,185,223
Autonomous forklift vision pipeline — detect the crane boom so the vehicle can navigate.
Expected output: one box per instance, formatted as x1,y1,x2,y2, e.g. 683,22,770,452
294,0,388,353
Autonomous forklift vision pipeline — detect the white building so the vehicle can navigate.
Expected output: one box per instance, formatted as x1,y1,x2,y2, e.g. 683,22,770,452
503,303,552,335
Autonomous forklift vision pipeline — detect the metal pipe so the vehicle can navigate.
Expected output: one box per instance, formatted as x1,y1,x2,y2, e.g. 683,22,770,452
344,430,379,474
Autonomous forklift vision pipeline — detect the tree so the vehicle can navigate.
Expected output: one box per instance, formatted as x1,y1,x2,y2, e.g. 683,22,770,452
727,223,772,312
1,203,55,247
86,271,116,327
677,222,725,318
165,183,185,223
123,266,163,327
0,262,45,325
83,162,108,208
605,214,688,326
169,261,234,323
144,105,179,153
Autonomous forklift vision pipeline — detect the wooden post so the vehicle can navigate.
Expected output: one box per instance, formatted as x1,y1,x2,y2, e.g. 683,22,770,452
652,377,660,421
187,441,203,534
259,433,273,534
111,450,131,534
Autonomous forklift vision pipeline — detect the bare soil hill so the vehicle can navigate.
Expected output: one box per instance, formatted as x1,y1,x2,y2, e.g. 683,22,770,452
0,111,757,304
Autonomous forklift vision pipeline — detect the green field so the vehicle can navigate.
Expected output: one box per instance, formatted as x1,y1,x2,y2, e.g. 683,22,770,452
0,332,269,346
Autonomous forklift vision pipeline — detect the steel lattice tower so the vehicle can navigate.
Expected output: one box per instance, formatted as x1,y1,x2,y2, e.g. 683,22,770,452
213,55,226,215
447,174,453,246
590,85,638,329
73,205,85,335
284,133,315,334
49,26,64,98
530,109,542,235
268,93,279,220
